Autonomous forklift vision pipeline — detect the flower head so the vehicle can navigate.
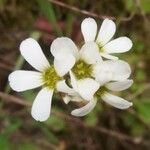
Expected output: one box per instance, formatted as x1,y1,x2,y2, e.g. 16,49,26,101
70,80,133,117
81,18,133,60
8,17,134,121
51,37,102,101
60,60,133,117
9,38,68,121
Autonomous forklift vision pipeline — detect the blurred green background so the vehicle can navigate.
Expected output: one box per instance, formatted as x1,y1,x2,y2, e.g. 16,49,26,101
0,0,150,149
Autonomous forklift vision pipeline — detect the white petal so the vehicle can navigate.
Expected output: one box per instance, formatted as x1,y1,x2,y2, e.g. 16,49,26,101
77,78,100,101
101,92,132,109
69,71,78,92
92,60,131,84
81,18,97,42
63,95,71,104
71,99,97,117
103,37,133,53
70,72,100,101
100,53,118,60
106,79,133,91
20,38,50,71
79,42,102,64
56,80,77,95
54,54,76,76
97,19,116,46
105,60,131,81
92,62,113,85
31,88,53,121
8,70,43,92
71,95,84,102
63,95,83,104
50,37,78,58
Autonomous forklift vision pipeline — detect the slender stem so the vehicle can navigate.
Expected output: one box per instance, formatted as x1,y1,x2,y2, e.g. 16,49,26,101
48,0,135,21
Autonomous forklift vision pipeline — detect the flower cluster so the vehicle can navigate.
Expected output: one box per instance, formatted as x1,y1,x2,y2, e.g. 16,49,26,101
9,18,133,121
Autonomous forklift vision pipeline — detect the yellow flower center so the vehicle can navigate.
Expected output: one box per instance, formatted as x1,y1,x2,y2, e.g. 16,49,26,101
42,66,62,89
72,60,92,80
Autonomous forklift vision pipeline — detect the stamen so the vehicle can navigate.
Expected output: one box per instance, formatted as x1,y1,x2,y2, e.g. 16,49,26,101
72,60,92,79
42,66,62,89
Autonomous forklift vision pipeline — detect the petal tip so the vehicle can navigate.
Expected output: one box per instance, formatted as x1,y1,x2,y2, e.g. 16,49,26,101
129,102,133,107
82,17,95,22
20,38,35,50
125,37,133,49
81,17,97,42
31,114,48,122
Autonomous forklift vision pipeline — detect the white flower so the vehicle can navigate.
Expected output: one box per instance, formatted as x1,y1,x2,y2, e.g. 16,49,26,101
92,59,132,85
70,79,133,117
81,18,133,60
51,37,102,101
8,38,71,122
59,60,133,117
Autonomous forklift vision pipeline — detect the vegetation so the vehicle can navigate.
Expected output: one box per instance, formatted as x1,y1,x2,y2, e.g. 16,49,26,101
0,0,150,149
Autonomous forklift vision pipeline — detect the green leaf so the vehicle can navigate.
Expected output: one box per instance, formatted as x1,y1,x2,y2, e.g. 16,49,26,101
84,104,102,127
21,90,37,102
131,123,145,136
36,0,62,35
0,135,10,150
135,101,150,124
85,110,98,127
123,113,145,136
136,70,146,82
66,13,74,36
123,113,136,127
141,0,150,13
125,0,135,12
40,125,59,145
46,115,66,131
18,143,39,150
0,0,6,11
133,41,145,54
4,118,22,136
